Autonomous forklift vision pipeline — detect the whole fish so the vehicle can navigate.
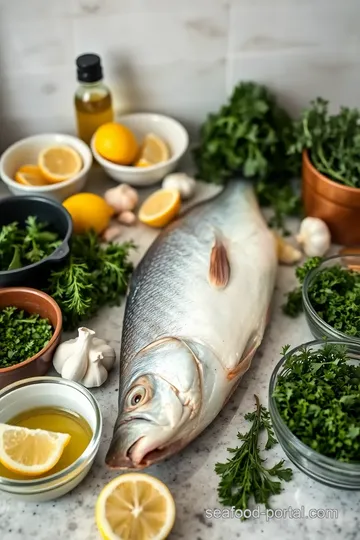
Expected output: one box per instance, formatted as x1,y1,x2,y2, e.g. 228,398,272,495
106,182,277,469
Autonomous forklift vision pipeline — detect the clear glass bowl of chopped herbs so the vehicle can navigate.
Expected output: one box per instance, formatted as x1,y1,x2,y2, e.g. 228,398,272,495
269,340,360,490
302,254,360,343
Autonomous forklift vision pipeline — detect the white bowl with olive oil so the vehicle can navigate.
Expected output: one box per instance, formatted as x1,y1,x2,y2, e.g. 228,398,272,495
0,376,102,502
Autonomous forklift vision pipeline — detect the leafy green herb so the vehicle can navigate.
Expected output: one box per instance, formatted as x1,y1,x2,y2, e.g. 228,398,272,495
47,231,134,330
0,217,61,271
283,257,360,337
193,82,301,229
273,342,360,461
215,395,292,516
289,97,360,188
0,307,53,368
282,256,323,317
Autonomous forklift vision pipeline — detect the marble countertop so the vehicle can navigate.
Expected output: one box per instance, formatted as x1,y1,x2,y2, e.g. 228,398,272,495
0,171,358,540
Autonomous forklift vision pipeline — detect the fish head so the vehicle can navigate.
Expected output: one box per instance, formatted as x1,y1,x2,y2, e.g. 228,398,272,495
106,338,200,469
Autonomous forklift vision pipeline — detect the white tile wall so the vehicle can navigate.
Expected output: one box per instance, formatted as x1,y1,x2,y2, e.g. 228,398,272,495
1,0,360,150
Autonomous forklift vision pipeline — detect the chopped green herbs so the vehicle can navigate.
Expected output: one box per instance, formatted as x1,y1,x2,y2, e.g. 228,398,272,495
0,217,61,271
283,257,360,337
215,395,292,516
47,230,134,330
290,97,360,188
0,307,53,367
273,343,360,462
283,257,322,317
193,82,301,230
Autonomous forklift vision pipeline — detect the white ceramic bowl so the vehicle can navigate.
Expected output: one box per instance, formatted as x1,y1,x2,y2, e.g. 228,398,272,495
0,134,93,202
91,113,189,186
0,376,102,502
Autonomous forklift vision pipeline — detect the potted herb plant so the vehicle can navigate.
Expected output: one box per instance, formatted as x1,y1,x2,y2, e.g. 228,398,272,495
290,98,360,245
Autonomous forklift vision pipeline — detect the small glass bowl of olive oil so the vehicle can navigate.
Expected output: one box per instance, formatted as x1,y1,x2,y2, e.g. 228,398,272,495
0,377,102,502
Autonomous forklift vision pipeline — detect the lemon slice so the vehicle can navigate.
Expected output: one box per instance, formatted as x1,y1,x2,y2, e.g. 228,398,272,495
96,473,176,540
38,146,82,183
138,189,181,228
138,133,170,165
14,164,48,186
134,158,152,168
0,423,71,476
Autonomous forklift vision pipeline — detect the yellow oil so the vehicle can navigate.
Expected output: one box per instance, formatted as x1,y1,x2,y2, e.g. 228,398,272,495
75,93,113,145
0,407,93,480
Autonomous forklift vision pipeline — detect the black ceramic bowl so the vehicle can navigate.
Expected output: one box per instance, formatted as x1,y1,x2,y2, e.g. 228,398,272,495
0,195,72,288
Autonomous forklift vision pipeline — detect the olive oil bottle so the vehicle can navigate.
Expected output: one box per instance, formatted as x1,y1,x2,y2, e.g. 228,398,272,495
74,53,114,145
0,407,92,480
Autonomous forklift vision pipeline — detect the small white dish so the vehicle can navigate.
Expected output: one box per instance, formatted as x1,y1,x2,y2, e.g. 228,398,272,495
91,113,189,186
0,376,102,502
0,134,93,202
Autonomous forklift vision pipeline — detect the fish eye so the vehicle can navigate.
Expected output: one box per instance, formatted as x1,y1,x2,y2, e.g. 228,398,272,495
127,386,147,409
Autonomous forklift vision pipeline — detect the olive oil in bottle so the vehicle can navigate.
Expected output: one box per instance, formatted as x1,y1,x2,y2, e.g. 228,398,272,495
74,53,114,145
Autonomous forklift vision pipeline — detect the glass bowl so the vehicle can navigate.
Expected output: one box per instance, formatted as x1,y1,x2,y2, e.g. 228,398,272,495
302,254,360,343
269,340,360,490
0,376,102,502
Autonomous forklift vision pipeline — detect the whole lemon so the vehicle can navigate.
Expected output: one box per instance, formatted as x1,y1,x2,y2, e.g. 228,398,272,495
94,122,138,165
63,193,114,234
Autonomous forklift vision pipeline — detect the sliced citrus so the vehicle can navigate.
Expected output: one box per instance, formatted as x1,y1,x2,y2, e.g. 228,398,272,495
134,158,152,168
137,133,170,165
0,423,71,476
38,145,82,183
96,473,176,540
14,164,48,186
138,189,181,228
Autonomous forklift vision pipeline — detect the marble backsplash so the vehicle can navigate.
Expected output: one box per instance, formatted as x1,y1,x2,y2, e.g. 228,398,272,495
0,0,360,150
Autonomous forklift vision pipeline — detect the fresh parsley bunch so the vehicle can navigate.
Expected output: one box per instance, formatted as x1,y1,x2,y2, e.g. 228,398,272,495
290,97,360,187
193,82,301,229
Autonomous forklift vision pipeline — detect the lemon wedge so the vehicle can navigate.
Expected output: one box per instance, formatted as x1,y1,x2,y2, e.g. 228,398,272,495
14,164,48,186
96,473,176,540
38,146,82,183
137,133,170,165
134,158,152,168
0,423,71,476
138,189,181,228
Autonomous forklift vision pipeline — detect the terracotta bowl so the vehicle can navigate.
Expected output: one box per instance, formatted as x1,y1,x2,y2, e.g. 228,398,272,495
0,288,62,390
302,150,360,246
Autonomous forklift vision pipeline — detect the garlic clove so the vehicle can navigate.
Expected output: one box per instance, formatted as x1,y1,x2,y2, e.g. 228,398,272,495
273,232,302,265
90,338,116,371
104,184,139,213
102,224,123,243
117,211,137,226
162,173,196,200
296,217,331,257
81,354,108,388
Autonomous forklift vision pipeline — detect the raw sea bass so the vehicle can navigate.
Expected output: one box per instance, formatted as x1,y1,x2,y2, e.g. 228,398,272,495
106,181,277,470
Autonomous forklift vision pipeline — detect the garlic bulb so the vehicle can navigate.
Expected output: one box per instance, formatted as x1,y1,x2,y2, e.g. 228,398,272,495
104,184,139,213
296,217,331,257
53,327,116,388
162,173,196,200
273,232,302,265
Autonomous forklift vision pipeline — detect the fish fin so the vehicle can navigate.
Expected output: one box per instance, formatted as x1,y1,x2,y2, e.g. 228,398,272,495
226,331,261,381
209,232,230,289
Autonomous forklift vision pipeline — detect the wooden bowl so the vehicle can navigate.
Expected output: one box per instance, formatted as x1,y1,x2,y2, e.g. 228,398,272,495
0,288,62,389
302,150,360,245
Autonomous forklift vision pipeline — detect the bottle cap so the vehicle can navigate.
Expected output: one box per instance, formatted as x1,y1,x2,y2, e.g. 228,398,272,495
76,54,103,83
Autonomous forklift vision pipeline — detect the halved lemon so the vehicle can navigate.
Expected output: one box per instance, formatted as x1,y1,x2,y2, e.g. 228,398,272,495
14,164,48,186
96,473,176,540
137,133,170,165
38,145,82,183
138,189,181,228
0,423,71,476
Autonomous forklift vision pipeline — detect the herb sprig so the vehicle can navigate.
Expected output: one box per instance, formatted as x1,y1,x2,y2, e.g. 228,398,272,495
282,257,323,317
47,231,134,330
289,98,360,188
215,395,292,516
193,82,301,229
0,307,53,367
0,217,61,271
273,343,360,461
